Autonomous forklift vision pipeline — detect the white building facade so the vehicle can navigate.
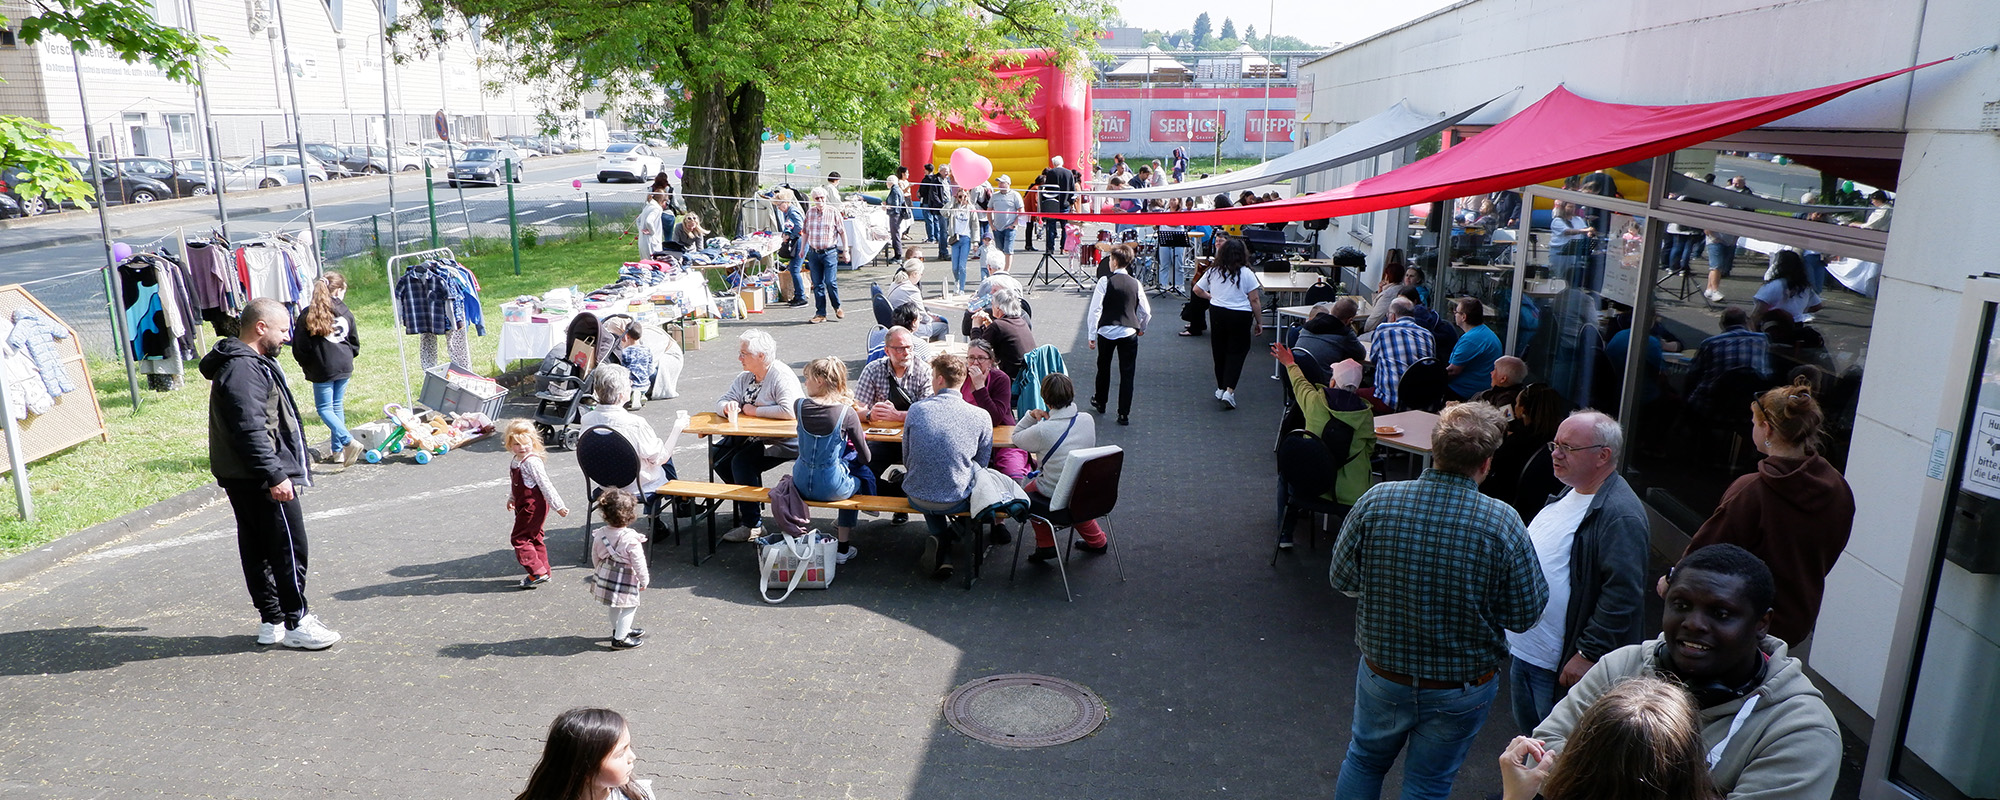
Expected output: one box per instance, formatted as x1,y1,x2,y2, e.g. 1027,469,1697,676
1296,3,2000,799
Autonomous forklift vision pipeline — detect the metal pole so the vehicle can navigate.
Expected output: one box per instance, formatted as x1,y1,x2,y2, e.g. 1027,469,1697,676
1615,155,1674,472
73,44,143,412
438,50,475,252
506,157,520,275
372,213,381,252
1,367,32,520
1260,0,1274,163
272,0,324,260
425,162,439,247
183,0,230,238
585,191,593,239
378,0,401,257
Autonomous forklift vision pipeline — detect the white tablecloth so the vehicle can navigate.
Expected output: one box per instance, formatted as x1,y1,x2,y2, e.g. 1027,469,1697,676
843,209,893,268
493,271,719,367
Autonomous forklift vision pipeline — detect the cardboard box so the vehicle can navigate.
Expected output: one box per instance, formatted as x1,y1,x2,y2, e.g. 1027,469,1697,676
674,321,699,351
738,288,767,313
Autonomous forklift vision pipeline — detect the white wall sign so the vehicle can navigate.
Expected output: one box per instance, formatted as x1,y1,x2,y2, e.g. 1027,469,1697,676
1959,410,2000,500
817,134,864,180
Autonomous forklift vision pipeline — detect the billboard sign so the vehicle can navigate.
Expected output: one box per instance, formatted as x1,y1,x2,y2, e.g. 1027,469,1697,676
1097,110,1132,142
1245,109,1296,142
1150,109,1225,143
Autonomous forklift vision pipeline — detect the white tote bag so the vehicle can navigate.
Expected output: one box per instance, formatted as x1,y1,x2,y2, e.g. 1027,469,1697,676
757,532,837,603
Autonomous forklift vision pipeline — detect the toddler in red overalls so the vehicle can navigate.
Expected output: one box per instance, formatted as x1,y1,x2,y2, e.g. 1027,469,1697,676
504,419,569,587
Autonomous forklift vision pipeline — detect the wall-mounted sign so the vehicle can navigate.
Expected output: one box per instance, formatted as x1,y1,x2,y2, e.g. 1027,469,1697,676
1245,109,1296,142
1150,109,1225,143
1097,110,1132,143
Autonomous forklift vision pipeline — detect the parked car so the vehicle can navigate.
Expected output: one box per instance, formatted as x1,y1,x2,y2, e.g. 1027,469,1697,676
61,156,173,204
0,164,58,216
448,147,523,187
238,152,330,184
501,135,551,156
112,157,211,197
596,143,662,183
172,158,287,190
0,192,23,220
607,130,640,145
271,143,365,177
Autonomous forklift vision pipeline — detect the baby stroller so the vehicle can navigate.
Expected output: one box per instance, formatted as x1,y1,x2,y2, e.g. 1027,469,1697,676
531,311,611,450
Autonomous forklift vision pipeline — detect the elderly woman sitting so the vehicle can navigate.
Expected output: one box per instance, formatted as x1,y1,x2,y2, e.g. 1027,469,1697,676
886,259,950,340
711,329,804,542
578,364,676,494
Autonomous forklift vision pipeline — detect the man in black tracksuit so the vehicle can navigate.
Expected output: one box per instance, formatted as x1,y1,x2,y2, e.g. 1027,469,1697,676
1085,246,1151,425
201,297,340,650
918,164,947,259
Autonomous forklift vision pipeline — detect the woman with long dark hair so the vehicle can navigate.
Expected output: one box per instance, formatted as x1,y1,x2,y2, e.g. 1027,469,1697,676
1752,250,1824,323
291,273,361,466
514,707,651,800
1192,236,1261,409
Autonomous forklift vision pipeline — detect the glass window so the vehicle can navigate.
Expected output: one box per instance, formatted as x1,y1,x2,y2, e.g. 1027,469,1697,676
165,113,194,154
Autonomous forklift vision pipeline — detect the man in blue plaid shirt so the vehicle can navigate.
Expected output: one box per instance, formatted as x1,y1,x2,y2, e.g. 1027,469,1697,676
1328,402,1548,800
1369,297,1435,409
1685,306,1771,413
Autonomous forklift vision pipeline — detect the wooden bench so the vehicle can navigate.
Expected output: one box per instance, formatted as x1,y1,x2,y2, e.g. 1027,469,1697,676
656,479,1006,587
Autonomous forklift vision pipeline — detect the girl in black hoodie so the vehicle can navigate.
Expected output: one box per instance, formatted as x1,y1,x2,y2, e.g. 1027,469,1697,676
292,273,362,466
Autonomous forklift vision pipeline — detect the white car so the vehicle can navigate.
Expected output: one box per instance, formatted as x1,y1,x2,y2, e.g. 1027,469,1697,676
237,152,329,184
172,158,289,190
596,143,662,183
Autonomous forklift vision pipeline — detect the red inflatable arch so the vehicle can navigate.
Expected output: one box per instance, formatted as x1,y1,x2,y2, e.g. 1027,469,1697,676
900,48,1093,189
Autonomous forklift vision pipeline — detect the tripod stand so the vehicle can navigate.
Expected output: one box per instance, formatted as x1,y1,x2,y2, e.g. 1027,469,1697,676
1029,220,1087,291
1149,229,1192,296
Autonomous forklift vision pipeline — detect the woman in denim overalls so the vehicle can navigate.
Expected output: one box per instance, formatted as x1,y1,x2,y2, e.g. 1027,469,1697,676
791,357,874,564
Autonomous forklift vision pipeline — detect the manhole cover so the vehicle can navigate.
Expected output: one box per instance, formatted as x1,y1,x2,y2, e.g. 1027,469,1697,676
943,673,1106,748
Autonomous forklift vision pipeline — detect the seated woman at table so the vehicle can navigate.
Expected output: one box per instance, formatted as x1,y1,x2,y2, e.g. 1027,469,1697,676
970,291,1037,382
713,329,804,542
963,339,1028,480
792,356,872,564
1014,375,1105,563
1403,266,1432,308
674,212,708,248
578,365,675,494
886,260,950,340
1363,255,1412,332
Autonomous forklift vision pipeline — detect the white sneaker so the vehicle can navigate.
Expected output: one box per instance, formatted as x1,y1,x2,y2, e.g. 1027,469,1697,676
836,546,858,565
281,614,341,650
1214,388,1226,401
256,621,286,646
1704,288,1725,303
1222,390,1237,409
722,525,761,543
341,441,364,467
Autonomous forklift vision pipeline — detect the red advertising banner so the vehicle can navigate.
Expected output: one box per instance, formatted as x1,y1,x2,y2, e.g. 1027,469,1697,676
1245,109,1296,142
1097,110,1132,143
1150,109,1225,143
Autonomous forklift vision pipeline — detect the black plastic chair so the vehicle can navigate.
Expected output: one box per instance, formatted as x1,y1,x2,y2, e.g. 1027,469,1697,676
870,283,894,327
1013,446,1127,602
1273,429,1351,564
1397,357,1449,412
1302,281,1340,306
574,425,668,560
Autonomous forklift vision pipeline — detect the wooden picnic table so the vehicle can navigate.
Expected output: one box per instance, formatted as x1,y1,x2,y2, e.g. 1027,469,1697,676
685,411,1013,447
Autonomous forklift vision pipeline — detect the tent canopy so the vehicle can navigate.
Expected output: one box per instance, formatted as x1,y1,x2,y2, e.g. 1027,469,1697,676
1106,45,1189,76
1047,59,1949,227
1084,96,1503,202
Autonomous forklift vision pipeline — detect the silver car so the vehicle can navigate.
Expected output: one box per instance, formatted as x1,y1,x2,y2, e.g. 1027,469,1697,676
172,158,289,190
448,147,523,187
237,152,330,184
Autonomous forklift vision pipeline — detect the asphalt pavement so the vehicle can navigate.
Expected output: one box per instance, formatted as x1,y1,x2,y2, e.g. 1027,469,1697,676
0,258,1529,798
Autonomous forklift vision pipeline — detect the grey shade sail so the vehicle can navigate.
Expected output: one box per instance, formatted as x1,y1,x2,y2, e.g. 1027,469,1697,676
1084,94,1506,203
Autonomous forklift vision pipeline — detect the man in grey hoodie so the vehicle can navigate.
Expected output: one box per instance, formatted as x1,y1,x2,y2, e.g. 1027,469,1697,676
1532,544,1840,800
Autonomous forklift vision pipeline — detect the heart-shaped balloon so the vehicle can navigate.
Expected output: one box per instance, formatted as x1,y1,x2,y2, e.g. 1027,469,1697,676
571,178,582,189
948,148,992,191
112,242,133,261
673,168,683,180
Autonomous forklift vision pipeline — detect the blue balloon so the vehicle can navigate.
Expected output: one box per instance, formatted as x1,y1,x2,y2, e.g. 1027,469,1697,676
783,142,791,150
761,131,772,142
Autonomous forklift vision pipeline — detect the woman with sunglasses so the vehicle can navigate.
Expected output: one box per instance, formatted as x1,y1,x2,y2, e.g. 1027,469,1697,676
1669,376,1854,650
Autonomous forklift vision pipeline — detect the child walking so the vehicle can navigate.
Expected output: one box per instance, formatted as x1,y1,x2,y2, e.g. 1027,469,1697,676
514,707,652,800
505,420,569,588
590,489,649,649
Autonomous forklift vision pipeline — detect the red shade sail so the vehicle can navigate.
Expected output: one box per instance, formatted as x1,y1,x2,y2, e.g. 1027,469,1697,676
1047,59,1950,227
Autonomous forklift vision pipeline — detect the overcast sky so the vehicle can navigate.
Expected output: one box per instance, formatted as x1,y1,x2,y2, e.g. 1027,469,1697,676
1113,0,1461,49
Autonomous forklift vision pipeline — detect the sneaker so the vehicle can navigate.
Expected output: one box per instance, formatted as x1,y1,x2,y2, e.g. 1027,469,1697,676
1027,546,1058,564
722,525,761,543
836,546,858,565
281,614,341,650
1703,288,1725,302
1089,401,1106,415
920,535,942,574
891,512,910,526
1222,390,1237,410
1214,388,1226,401
519,573,549,588
341,441,364,467
1118,415,1130,426
256,621,286,646
611,634,644,649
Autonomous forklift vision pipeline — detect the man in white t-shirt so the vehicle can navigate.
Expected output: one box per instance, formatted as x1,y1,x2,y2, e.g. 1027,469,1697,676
1505,409,1651,736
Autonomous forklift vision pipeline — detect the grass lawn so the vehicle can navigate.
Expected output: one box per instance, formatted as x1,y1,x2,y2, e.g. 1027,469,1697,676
0,231,639,557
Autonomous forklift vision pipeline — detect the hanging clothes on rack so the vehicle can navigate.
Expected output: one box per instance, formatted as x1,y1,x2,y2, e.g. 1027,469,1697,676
396,257,483,372
119,252,203,390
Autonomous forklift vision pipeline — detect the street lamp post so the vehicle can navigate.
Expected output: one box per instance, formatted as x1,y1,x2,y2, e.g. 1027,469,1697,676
71,43,144,412
272,0,324,260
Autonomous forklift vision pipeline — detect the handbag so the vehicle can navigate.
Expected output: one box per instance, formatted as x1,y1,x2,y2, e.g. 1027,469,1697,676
777,236,797,261
757,531,837,603
1023,414,1078,483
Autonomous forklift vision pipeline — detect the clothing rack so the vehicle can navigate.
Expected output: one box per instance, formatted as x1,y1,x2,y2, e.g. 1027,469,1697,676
386,247,457,408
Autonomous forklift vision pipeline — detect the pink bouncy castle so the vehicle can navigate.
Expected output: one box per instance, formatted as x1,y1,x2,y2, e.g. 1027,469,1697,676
900,48,1093,189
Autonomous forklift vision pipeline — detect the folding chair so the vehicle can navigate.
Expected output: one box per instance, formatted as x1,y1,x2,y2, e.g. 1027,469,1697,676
574,426,669,560
1013,446,1127,602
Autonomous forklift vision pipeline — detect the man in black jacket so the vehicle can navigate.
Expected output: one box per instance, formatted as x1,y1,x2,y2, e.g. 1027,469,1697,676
1036,155,1077,262
1504,409,1648,734
919,163,947,259
201,297,341,651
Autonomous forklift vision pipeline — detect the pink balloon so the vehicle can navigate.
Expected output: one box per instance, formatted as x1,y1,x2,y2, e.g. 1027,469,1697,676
948,148,992,191
571,178,582,189
111,242,133,261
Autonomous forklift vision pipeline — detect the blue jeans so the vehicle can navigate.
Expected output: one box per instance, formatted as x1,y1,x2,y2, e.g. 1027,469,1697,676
312,378,351,450
1803,250,1829,293
1334,659,1500,800
808,247,841,316
950,237,972,294
1508,656,1559,736
928,212,947,257
909,496,969,545
784,240,805,303
1665,232,1699,273
993,227,1015,254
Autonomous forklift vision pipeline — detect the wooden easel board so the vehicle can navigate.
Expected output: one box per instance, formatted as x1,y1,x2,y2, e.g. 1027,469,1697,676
0,284,108,475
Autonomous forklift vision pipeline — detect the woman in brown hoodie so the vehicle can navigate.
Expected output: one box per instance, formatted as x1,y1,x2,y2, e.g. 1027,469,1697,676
1676,376,1855,646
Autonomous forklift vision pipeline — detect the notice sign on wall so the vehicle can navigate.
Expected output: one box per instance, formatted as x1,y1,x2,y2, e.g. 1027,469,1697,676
1244,109,1296,142
1961,409,2000,500
1151,110,1225,143
1097,110,1132,143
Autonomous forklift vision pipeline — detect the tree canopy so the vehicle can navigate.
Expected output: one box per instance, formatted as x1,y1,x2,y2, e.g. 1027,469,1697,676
0,0,219,208
1218,17,1234,41
1191,12,1211,48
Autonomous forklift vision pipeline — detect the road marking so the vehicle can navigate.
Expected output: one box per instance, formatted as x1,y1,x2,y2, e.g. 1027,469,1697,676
445,226,467,234
485,217,508,224
81,478,512,562
541,213,582,223
544,202,565,209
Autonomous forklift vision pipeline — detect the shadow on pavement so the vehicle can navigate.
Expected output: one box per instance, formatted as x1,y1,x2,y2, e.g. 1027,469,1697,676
438,635,606,659
331,551,528,600
0,625,248,676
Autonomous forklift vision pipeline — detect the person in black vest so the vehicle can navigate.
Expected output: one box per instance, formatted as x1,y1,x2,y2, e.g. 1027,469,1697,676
1037,155,1077,262
919,163,947,257
1085,245,1151,425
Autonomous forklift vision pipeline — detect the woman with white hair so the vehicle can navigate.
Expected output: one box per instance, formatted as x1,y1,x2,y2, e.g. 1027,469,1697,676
887,258,949,340
578,364,675,493
712,330,805,541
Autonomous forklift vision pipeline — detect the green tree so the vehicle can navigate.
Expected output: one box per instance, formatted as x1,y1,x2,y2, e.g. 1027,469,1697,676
1191,13,1211,48
0,0,219,209
1219,17,1235,41
405,0,1108,232
1243,24,1256,46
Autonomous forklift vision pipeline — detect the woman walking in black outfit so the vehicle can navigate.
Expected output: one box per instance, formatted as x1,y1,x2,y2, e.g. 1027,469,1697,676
1192,237,1261,409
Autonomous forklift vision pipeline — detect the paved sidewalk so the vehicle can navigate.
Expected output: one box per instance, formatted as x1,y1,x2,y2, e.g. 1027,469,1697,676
0,258,1521,798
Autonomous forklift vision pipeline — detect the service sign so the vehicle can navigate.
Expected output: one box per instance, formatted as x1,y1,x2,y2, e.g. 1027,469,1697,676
1244,109,1296,142
1097,110,1132,143
1150,110,1225,143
